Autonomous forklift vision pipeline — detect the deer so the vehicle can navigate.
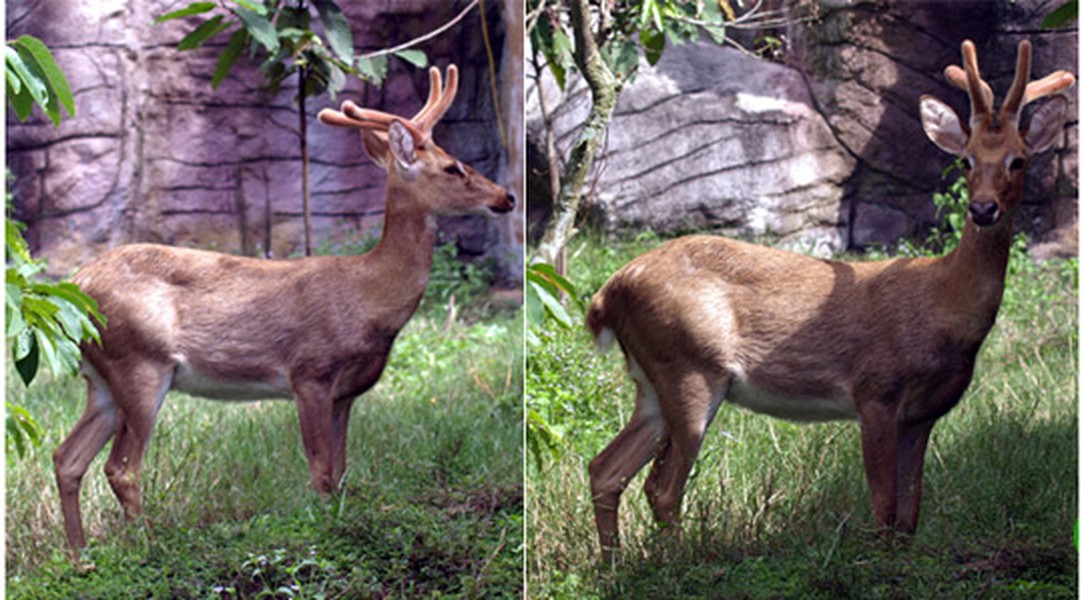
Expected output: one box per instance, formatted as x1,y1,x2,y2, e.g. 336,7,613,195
52,64,515,554
584,40,1074,561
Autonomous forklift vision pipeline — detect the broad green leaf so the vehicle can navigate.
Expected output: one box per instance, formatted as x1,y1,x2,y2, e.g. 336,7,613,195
6,64,34,120
1042,1,1077,28
178,15,231,50
14,335,38,386
525,278,544,327
640,27,666,66
235,6,279,54
233,0,267,16
5,57,20,94
155,1,217,23
212,28,248,90
314,0,355,63
529,280,573,329
5,46,47,109
356,55,388,85
13,35,75,119
393,49,427,68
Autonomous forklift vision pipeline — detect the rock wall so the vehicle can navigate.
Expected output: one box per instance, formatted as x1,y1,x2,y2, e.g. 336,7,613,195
527,0,1077,256
7,0,524,281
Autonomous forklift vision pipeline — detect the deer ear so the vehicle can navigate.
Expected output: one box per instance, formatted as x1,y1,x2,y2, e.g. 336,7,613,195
1023,96,1068,154
360,130,391,168
388,119,418,171
920,95,969,155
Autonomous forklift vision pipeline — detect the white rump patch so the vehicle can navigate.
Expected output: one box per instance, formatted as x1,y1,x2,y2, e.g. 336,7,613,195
595,327,617,353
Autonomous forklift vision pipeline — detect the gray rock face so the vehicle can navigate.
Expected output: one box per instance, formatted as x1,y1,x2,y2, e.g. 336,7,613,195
7,0,523,280
527,0,1077,256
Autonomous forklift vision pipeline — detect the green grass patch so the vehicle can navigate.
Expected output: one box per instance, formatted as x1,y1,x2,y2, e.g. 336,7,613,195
7,304,523,598
527,230,1077,598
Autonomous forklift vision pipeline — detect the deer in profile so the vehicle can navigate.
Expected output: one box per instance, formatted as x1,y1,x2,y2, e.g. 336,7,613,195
585,40,1073,560
52,65,514,554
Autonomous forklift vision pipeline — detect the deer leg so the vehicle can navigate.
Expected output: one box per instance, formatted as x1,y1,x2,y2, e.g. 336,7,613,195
54,367,118,552
642,372,720,539
329,398,355,490
588,383,665,560
858,402,900,531
895,420,935,533
294,383,335,494
103,364,172,526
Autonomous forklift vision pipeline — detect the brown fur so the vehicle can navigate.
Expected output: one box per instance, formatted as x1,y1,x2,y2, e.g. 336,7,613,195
52,66,514,555
584,40,1073,560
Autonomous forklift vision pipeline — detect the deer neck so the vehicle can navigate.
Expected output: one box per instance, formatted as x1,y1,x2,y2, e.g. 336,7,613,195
363,183,438,326
937,216,1014,340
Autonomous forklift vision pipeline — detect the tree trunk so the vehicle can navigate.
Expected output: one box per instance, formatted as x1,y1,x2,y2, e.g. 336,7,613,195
299,66,313,257
533,0,618,268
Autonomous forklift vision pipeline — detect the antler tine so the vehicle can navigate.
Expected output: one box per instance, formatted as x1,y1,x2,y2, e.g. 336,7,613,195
999,39,1032,126
960,40,993,129
413,65,459,135
1023,70,1076,105
409,67,444,125
337,100,428,144
943,65,994,112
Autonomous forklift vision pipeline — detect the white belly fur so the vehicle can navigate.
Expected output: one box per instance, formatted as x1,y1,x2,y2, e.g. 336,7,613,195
172,359,292,401
726,375,855,422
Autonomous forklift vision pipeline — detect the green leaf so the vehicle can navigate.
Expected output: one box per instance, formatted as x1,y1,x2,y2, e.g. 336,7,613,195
7,73,36,122
155,1,217,23
233,0,267,16
314,0,355,63
1042,1,1077,28
11,35,78,125
14,335,38,386
356,55,387,85
5,45,47,110
178,15,231,51
393,49,427,69
235,6,279,54
640,27,666,67
529,280,573,329
212,28,248,90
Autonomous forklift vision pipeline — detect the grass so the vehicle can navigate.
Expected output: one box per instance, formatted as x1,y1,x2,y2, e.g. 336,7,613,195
6,297,524,598
526,229,1077,598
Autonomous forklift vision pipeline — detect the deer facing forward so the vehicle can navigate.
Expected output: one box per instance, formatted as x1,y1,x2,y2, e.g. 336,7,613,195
585,40,1073,560
52,65,514,553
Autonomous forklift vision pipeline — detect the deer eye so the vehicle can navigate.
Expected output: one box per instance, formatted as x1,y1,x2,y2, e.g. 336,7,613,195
961,157,974,171
443,161,467,177
1008,157,1025,171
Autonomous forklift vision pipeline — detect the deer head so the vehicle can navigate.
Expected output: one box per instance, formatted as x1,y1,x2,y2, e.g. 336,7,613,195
317,65,515,216
920,40,1074,227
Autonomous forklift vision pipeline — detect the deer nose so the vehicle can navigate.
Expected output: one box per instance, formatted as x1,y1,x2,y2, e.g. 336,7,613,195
507,192,517,208
968,199,1000,227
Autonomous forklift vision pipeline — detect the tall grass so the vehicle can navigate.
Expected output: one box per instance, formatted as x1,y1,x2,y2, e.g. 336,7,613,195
7,297,523,597
527,230,1077,597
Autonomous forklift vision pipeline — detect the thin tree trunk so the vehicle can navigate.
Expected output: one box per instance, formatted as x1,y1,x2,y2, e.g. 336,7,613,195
299,65,313,257
533,0,618,268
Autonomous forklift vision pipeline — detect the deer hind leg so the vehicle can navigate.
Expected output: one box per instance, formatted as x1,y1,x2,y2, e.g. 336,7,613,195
588,377,665,559
642,370,725,540
54,364,120,551
103,363,173,526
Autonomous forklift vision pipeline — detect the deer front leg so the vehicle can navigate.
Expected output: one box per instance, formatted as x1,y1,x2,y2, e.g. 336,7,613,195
857,401,900,531
294,383,335,494
329,398,356,490
895,420,935,533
